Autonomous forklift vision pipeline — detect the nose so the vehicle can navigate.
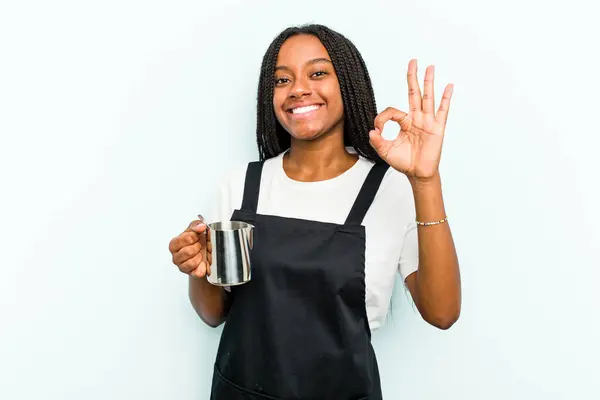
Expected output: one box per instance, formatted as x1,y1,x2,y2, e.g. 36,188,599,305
289,76,311,98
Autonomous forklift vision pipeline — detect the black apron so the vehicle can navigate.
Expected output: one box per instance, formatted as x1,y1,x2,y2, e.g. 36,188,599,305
210,160,389,400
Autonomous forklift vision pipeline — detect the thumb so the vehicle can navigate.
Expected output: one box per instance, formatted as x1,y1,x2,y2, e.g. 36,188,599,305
369,128,390,156
187,221,208,234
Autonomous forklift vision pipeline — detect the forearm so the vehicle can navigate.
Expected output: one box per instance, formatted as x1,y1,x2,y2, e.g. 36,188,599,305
409,172,461,329
189,276,230,328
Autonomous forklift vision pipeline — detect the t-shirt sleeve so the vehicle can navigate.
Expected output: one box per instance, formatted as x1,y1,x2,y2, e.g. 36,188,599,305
204,181,228,226
398,219,419,282
214,178,233,223
206,163,247,224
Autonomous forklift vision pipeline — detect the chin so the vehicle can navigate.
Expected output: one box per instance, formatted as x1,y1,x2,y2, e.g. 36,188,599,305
282,123,323,140
290,129,325,141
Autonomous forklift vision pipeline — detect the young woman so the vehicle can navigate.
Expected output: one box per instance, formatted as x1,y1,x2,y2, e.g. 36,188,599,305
169,24,461,400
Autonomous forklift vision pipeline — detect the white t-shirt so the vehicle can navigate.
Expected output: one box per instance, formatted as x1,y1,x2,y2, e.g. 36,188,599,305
211,149,419,331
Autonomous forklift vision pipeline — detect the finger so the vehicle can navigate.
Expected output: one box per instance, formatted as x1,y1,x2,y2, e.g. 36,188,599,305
169,231,201,254
374,107,402,131
435,84,454,125
374,107,411,133
422,65,435,114
179,251,204,274
203,233,212,275
172,241,202,266
190,260,208,279
407,59,422,113
206,255,212,276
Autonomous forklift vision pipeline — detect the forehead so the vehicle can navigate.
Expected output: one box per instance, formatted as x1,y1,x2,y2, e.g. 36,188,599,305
276,34,331,66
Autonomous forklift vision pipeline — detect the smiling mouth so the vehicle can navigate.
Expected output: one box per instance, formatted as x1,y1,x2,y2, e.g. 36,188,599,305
288,104,323,114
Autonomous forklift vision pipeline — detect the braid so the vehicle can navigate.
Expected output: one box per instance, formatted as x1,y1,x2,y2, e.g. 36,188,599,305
256,24,383,164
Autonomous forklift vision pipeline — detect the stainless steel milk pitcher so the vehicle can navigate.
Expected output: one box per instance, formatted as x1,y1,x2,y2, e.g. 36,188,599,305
206,221,254,286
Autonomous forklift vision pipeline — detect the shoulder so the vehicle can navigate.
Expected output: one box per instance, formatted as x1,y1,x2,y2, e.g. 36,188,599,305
356,157,414,203
362,159,416,222
219,161,249,194
380,165,414,202
218,152,284,196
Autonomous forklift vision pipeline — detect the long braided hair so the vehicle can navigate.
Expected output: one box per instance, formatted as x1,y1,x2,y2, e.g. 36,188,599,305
256,24,383,164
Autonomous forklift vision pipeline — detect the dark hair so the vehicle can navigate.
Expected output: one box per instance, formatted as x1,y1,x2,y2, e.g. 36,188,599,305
255,24,383,164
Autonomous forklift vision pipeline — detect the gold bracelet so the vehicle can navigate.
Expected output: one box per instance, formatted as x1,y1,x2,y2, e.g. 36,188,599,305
415,216,448,226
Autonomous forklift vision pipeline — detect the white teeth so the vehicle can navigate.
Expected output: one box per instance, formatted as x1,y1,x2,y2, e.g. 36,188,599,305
292,105,320,114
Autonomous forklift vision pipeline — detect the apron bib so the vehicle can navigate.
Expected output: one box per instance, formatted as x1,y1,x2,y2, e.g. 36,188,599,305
210,161,389,400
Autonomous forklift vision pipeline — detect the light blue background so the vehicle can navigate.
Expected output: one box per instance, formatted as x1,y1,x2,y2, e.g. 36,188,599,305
1,0,599,399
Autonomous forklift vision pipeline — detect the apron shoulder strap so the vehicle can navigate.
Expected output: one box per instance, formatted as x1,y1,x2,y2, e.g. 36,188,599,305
344,162,390,225
240,161,264,213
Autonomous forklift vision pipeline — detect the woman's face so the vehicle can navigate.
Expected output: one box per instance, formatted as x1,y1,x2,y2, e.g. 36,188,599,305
272,34,344,142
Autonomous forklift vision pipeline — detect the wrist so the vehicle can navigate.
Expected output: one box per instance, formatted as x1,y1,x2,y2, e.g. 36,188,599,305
408,172,442,192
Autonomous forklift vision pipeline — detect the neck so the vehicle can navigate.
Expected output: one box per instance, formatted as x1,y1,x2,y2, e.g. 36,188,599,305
283,132,358,182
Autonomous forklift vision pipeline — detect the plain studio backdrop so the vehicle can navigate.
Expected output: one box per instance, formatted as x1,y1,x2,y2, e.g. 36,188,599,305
1,0,599,399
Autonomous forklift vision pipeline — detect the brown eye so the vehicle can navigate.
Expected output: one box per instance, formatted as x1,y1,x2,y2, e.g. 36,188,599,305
275,77,290,85
312,71,327,78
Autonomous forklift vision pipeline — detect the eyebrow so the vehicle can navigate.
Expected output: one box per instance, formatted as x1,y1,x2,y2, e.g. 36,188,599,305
274,58,332,72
